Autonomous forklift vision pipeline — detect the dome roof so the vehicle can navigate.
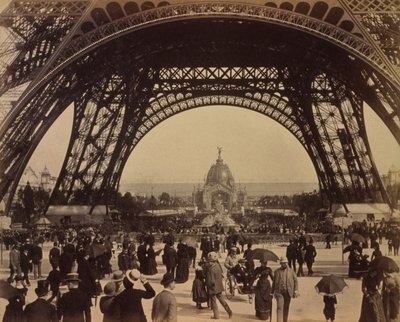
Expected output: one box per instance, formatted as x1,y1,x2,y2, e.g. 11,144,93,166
205,149,235,189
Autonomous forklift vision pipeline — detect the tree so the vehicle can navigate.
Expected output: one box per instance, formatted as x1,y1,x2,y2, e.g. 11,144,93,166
159,192,171,207
22,182,35,223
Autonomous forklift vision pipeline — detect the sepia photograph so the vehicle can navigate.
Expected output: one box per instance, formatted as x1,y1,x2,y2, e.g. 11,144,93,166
0,0,399,321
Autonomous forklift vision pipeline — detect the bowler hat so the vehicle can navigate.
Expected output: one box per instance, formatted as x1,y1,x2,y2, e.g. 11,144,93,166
103,282,116,296
160,272,175,287
112,270,124,282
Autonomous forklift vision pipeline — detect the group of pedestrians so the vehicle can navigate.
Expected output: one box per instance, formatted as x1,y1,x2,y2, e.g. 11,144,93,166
285,236,317,277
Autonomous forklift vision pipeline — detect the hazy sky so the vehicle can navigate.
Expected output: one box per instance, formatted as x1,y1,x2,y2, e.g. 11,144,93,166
28,103,400,184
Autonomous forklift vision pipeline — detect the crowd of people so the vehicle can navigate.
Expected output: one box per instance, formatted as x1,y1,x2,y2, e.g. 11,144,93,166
1,225,399,322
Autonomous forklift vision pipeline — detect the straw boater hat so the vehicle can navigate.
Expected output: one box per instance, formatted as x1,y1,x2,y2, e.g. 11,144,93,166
126,269,141,284
207,251,218,262
160,272,175,287
66,272,81,282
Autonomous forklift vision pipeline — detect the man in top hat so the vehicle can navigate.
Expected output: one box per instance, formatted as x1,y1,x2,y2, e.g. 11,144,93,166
24,280,57,322
151,272,177,322
58,272,92,322
271,256,299,322
206,252,232,319
112,269,155,322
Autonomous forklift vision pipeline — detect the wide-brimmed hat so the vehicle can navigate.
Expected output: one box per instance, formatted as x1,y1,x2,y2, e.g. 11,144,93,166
103,282,116,296
279,256,288,263
160,272,175,287
65,273,81,282
126,269,141,284
207,251,218,262
112,270,124,282
35,280,49,297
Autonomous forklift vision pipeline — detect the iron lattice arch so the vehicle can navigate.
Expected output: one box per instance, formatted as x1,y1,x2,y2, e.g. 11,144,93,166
0,1,399,212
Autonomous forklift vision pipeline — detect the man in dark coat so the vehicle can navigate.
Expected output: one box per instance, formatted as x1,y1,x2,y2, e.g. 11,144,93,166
58,273,92,322
31,241,43,279
137,242,147,274
77,251,97,299
49,242,61,268
20,247,30,287
112,269,155,322
206,251,232,319
163,241,178,277
304,240,317,276
24,280,57,322
286,240,297,272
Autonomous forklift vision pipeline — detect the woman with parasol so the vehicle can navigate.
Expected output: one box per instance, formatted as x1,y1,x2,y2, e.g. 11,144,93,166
358,268,386,322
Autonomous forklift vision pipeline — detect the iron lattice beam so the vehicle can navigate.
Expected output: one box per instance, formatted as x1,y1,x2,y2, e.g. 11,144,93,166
0,14,397,212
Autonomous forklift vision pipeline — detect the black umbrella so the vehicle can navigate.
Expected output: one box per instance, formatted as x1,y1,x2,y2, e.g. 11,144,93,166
369,256,399,273
350,233,366,244
0,280,19,300
248,248,279,263
315,275,348,295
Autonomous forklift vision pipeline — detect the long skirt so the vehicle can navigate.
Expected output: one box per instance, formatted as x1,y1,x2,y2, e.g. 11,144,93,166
143,258,158,275
383,288,399,320
192,279,208,303
175,259,189,283
254,278,272,320
358,292,386,322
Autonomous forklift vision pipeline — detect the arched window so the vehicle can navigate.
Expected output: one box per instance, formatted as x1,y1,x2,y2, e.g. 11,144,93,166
295,2,310,15
141,1,155,11
81,21,95,33
265,2,277,8
91,8,110,26
124,2,140,15
280,2,294,11
106,2,125,20
325,7,344,25
158,1,170,7
339,20,355,32
310,1,328,19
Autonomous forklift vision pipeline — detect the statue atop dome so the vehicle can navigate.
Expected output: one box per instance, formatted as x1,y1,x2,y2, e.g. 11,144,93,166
217,146,223,160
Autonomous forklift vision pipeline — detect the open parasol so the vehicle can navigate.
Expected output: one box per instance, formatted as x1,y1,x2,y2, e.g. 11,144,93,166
369,256,399,273
0,280,19,300
350,233,366,244
315,275,348,295
248,248,279,263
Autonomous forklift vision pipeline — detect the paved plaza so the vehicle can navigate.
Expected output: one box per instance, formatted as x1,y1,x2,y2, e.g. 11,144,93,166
0,240,398,322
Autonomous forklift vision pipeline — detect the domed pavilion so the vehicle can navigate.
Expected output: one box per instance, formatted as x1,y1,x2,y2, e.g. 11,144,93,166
193,148,245,211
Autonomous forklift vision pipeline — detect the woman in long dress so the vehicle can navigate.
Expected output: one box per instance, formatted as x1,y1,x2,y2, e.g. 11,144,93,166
253,260,274,320
382,272,400,322
358,269,386,322
175,242,190,283
143,243,158,275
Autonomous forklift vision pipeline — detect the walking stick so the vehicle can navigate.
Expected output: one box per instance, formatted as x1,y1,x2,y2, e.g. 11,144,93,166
270,295,273,322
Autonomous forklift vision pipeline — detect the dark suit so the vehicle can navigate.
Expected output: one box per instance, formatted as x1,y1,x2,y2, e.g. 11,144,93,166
49,247,61,268
112,282,155,322
163,245,178,277
58,288,92,322
304,244,317,276
151,290,177,322
24,298,57,322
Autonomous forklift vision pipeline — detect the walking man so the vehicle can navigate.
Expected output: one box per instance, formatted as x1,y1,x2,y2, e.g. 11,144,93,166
9,244,21,283
163,241,178,278
206,251,233,319
24,280,57,322
272,256,299,322
58,273,92,322
152,272,178,322
304,240,317,276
